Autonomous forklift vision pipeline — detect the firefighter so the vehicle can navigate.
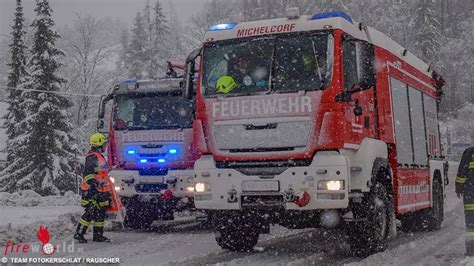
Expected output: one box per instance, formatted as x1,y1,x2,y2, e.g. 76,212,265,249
74,133,111,243
455,146,474,255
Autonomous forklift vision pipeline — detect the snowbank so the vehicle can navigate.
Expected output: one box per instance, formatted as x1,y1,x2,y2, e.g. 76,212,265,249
0,190,80,207
0,208,81,243
0,190,82,243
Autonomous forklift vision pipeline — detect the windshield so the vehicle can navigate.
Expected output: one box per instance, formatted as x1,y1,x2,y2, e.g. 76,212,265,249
202,32,333,96
113,93,194,130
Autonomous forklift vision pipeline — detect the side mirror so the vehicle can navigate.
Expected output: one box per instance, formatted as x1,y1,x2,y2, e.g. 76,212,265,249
184,48,201,99
186,48,201,64
97,94,113,133
97,120,105,130
184,61,195,100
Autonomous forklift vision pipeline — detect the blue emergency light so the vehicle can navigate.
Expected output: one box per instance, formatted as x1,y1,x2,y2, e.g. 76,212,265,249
127,149,136,155
208,23,237,31
158,159,166,163
140,159,148,163
169,149,177,154
309,11,353,24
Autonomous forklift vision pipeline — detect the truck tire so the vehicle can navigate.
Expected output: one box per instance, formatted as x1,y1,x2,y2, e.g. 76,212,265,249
347,166,392,257
424,179,444,231
213,213,259,252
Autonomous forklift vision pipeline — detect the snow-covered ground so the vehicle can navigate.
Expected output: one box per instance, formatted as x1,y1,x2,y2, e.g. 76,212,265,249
0,190,81,243
0,163,471,265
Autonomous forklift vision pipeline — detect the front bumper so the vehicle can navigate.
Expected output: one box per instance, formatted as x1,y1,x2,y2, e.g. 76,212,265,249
109,169,195,199
193,151,350,210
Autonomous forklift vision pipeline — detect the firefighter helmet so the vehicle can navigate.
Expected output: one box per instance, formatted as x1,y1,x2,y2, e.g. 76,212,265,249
216,76,237,94
89,133,107,147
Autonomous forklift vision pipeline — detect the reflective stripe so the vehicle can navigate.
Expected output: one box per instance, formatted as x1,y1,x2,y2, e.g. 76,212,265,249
465,204,474,211
94,221,105,227
99,201,109,207
84,174,95,181
456,176,468,184
467,232,474,237
80,199,89,206
79,219,90,226
469,162,474,169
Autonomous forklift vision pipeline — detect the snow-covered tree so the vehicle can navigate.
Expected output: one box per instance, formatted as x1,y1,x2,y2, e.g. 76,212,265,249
122,0,170,79
59,14,116,152
124,11,148,78
167,0,185,59
5,0,27,136
3,0,79,195
412,0,441,64
0,0,28,193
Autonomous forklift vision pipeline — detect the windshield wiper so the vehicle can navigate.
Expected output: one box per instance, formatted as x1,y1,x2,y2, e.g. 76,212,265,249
312,40,326,89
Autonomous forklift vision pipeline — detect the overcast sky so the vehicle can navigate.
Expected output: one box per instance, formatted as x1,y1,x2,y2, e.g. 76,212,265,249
0,0,208,40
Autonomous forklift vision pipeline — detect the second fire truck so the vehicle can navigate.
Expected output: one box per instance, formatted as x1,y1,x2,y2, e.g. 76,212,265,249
98,75,197,228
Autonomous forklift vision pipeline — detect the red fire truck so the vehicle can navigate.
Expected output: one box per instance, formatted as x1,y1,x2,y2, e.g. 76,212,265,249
184,9,447,254
98,75,197,229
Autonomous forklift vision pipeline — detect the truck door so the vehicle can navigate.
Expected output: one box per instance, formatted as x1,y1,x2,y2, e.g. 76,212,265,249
341,34,377,143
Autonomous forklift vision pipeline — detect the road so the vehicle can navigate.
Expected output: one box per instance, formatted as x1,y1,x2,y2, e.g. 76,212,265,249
67,173,469,266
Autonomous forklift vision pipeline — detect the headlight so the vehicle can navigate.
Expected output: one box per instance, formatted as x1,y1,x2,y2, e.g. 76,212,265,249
110,177,115,183
195,182,209,192
186,186,195,192
318,180,344,191
114,186,120,192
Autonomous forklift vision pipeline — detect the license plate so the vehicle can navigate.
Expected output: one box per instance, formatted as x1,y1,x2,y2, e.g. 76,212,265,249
242,180,279,192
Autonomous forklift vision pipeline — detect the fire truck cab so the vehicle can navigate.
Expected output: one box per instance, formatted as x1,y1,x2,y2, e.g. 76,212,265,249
186,9,447,255
98,77,197,228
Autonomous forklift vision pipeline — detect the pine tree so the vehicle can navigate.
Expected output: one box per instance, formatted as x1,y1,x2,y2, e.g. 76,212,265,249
5,0,79,195
147,0,169,78
127,11,148,78
0,0,28,192
412,0,441,64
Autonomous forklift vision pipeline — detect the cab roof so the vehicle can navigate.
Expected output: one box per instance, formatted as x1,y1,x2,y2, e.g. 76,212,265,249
115,78,183,95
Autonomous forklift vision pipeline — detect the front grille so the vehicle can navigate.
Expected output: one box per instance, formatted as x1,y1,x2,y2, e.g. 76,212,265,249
141,144,163,148
216,159,312,176
241,194,284,208
135,183,168,193
138,168,168,176
229,147,295,153
217,159,312,169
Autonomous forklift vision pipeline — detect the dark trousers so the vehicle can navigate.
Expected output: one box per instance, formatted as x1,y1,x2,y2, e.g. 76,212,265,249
464,179,474,255
79,205,106,234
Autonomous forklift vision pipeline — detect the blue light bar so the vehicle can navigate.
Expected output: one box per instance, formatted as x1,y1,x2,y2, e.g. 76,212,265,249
127,149,136,155
208,23,237,31
158,159,165,163
140,159,148,163
169,149,177,154
309,11,353,24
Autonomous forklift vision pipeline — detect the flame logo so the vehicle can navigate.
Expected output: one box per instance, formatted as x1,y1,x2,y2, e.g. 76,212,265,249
37,225,50,245
37,225,55,255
